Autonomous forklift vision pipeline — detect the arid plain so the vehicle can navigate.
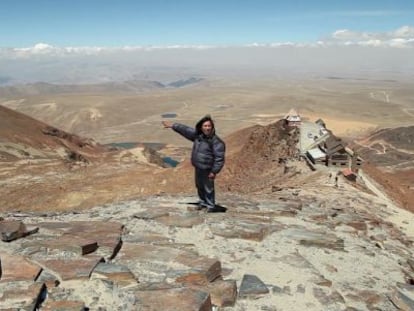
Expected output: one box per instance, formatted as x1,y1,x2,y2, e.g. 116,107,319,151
2,77,413,147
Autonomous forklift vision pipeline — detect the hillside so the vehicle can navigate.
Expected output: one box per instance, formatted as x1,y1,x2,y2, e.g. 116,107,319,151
0,105,107,163
0,105,168,211
221,120,300,192
353,126,414,211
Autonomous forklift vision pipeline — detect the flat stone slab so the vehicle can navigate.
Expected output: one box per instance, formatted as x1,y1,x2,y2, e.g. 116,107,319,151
37,221,124,234
117,243,221,285
175,255,222,285
0,282,46,310
133,208,170,220
39,256,103,281
258,201,302,212
92,262,138,287
227,210,290,223
63,221,123,243
209,220,283,242
239,274,269,299
0,220,38,242
40,300,86,311
122,232,171,244
35,221,123,259
283,228,344,250
134,287,212,311
0,253,42,282
22,235,98,256
35,221,123,239
35,222,75,234
155,214,204,228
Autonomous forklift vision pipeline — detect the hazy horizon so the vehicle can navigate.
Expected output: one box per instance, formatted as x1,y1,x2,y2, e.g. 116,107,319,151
1,44,414,86
1,0,413,85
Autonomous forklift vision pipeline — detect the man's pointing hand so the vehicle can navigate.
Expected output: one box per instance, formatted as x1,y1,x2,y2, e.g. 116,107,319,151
162,121,173,128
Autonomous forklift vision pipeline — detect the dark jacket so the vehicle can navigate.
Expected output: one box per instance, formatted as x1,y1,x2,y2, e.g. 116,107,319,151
172,116,225,174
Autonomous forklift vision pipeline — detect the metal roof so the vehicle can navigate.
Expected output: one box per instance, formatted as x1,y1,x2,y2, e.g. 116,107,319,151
307,148,326,159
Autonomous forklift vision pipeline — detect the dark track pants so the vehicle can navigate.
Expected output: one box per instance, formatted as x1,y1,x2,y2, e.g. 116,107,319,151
195,168,215,208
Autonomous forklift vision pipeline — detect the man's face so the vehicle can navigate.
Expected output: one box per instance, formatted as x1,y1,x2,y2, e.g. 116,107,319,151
201,120,213,136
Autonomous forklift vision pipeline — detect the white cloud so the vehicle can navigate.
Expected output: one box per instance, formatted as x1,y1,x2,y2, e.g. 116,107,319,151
393,25,414,38
324,26,414,48
0,26,413,62
0,43,224,59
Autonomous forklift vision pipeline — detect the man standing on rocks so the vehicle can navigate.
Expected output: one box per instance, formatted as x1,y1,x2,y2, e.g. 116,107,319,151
162,115,225,212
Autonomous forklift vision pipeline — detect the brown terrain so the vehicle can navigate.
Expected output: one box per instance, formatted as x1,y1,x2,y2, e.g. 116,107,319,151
1,78,414,310
0,104,302,212
2,77,413,211
353,126,414,211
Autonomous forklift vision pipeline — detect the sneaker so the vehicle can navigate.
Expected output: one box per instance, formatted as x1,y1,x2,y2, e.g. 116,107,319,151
206,205,227,213
206,207,220,213
195,203,208,211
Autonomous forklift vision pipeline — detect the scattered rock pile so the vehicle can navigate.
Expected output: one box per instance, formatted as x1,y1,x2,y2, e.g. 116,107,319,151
222,120,300,192
1,186,414,310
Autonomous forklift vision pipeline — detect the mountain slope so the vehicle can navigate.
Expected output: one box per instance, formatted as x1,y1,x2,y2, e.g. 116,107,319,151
353,126,414,210
0,104,107,162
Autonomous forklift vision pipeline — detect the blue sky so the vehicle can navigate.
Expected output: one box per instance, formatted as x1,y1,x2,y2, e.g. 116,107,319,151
0,0,413,47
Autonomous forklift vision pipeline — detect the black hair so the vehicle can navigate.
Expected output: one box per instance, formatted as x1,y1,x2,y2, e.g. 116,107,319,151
195,114,215,135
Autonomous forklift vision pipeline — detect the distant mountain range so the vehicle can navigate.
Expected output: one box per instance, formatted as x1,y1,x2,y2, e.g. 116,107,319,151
0,77,204,98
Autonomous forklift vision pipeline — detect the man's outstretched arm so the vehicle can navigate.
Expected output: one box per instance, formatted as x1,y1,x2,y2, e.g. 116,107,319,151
161,121,196,141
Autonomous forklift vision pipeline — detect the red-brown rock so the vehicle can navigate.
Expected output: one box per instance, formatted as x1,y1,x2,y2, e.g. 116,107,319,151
134,287,212,311
0,282,45,310
39,256,103,281
0,253,42,282
23,235,98,256
118,243,221,285
0,220,38,242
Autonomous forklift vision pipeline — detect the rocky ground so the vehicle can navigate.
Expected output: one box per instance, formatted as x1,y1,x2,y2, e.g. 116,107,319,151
1,172,414,310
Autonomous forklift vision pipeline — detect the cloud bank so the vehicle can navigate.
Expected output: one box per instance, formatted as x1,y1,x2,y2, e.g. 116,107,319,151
0,26,413,85
328,25,414,48
0,26,413,59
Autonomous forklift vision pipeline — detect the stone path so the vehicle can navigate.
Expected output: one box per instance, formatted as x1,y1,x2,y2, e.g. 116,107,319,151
1,188,414,310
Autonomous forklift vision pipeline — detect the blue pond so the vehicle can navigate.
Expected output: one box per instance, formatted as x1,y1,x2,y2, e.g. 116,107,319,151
108,142,138,149
163,156,179,167
161,113,177,118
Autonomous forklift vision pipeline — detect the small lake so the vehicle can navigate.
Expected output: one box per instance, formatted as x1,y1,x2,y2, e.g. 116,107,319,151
163,156,179,167
107,142,138,149
161,113,177,118
107,142,165,151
